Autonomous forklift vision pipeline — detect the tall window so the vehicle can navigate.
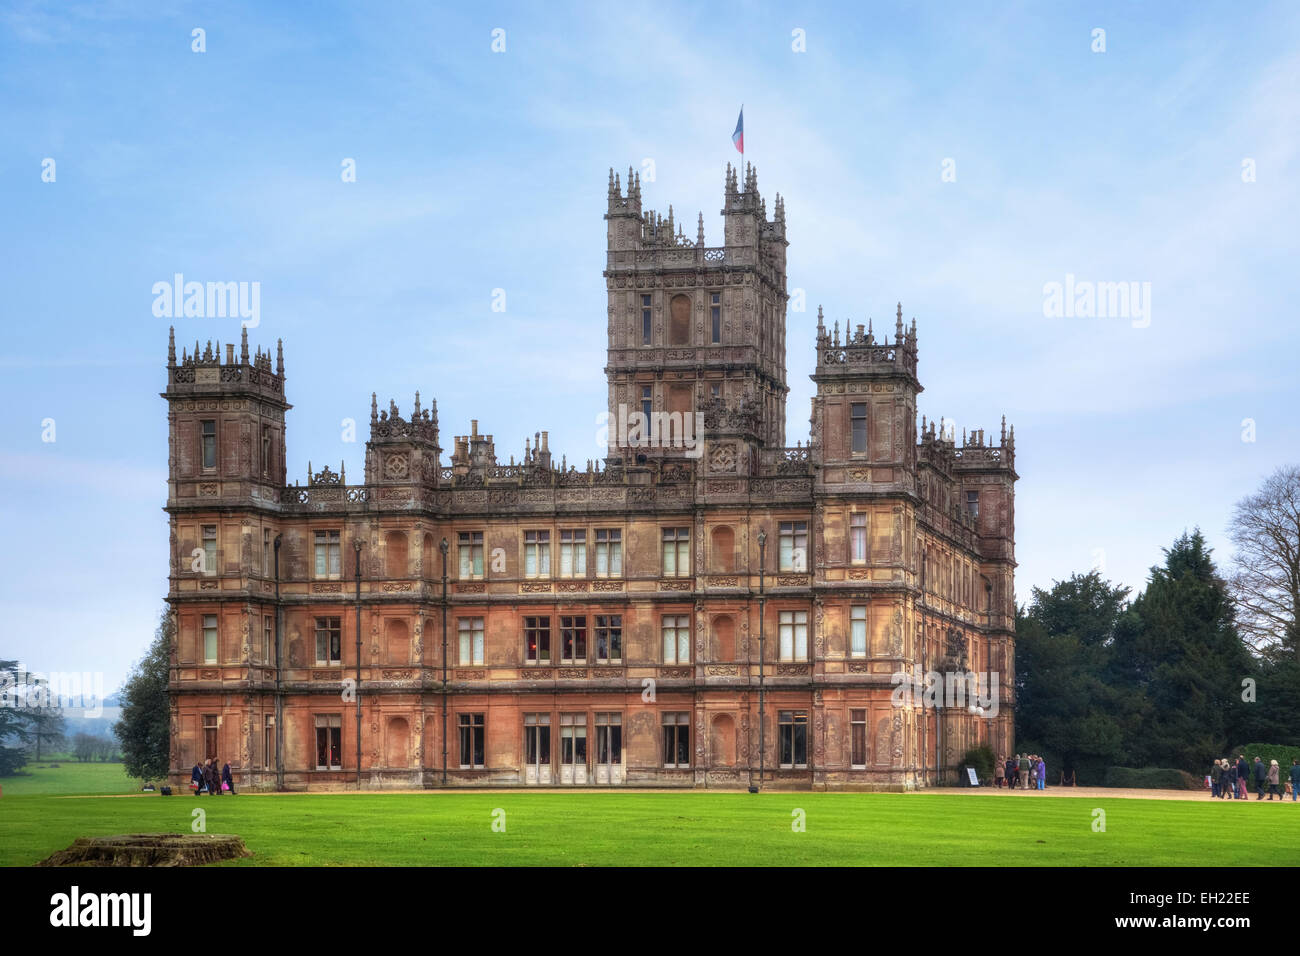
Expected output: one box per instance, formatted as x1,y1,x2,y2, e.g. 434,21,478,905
202,525,217,575
261,425,271,477
458,713,485,769
850,513,867,563
202,614,218,664
779,710,809,768
641,294,652,344
662,527,690,577
263,715,275,770
314,617,342,665
662,712,690,768
201,420,216,469
640,385,652,422
966,490,980,518
458,617,484,666
850,605,867,658
595,615,622,663
524,616,551,664
779,609,808,661
458,532,484,579
524,531,550,578
263,529,272,576
779,521,808,571
596,713,622,766
851,403,868,454
203,713,218,760
559,530,586,577
315,714,342,769
662,615,691,664
560,713,587,768
524,714,551,766
850,709,867,767
595,529,622,577
710,292,721,343
560,615,587,664
314,530,341,579
262,614,273,663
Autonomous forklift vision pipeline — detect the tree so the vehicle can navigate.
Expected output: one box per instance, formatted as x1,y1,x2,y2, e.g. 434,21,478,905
1228,465,1300,658
1015,572,1134,781
113,608,173,782
0,660,30,776
1111,530,1252,769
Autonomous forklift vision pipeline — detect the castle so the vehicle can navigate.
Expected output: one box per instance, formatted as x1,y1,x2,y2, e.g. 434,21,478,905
163,163,1017,791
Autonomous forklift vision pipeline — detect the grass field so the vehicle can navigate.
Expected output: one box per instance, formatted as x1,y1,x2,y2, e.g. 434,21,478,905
3,783,1298,866
0,761,141,797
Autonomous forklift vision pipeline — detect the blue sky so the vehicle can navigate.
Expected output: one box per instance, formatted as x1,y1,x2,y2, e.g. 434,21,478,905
2,1,1297,690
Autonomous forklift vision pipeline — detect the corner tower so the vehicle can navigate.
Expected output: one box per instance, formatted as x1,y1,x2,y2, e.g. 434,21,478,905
603,163,789,463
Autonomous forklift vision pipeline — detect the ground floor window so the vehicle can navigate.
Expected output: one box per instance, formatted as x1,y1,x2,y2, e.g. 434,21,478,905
315,714,342,769
524,713,551,766
459,713,485,768
850,709,867,768
560,713,587,766
779,710,808,768
595,712,622,765
202,713,218,760
663,712,690,767
263,715,275,770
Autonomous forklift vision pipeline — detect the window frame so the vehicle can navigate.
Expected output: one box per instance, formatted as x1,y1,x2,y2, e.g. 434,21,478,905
662,712,690,768
201,420,217,470
778,521,808,572
850,513,867,564
559,615,587,664
202,614,218,664
641,294,652,345
778,609,808,661
314,529,342,580
558,529,587,578
458,713,485,769
710,291,721,343
458,617,485,666
524,615,551,664
778,710,809,769
851,403,868,455
850,709,868,768
458,531,484,579
661,614,691,664
524,530,551,579
314,616,342,666
662,527,690,578
850,605,868,658
594,529,622,578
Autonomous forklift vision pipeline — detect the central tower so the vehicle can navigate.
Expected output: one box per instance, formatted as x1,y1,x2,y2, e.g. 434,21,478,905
602,163,789,463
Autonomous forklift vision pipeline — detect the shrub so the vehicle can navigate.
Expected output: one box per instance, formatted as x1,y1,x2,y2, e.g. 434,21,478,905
1226,744,1300,774
961,746,996,784
1102,767,1200,790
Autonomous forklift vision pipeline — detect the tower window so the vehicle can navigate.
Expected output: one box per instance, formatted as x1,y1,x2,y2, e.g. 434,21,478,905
710,292,721,343
966,491,980,518
851,404,868,454
201,420,216,469
261,425,271,477
640,386,652,422
641,295,652,344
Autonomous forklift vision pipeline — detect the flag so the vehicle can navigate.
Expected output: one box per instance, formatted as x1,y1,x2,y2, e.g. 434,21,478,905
732,106,744,155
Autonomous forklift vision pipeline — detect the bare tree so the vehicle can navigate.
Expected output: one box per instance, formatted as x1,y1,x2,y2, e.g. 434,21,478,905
1228,465,1300,658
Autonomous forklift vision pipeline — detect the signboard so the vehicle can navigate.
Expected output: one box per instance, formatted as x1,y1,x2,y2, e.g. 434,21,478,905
966,767,979,787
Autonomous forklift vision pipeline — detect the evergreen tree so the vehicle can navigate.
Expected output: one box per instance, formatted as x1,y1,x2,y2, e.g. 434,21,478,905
1015,572,1132,781
1112,530,1251,769
113,608,173,783
0,660,31,776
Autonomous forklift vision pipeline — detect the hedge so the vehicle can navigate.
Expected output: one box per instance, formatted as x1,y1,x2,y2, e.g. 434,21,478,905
1102,767,1200,790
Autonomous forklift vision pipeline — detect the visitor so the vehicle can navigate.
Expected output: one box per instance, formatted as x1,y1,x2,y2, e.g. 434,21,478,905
1267,760,1280,800
191,761,204,794
1006,755,1017,789
1017,753,1028,790
1291,760,1300,802
1036,756,1046,791
1226,758,1237,799
209,757,223,797
1209,760,1221,798
1237,755,1249,799
995,755,1005,789
221,760,235,795
1253,756,1267,799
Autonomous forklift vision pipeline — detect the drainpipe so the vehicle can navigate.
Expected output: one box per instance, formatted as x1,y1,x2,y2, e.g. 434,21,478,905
354,538,363,789
752,528,767,793
274,535,284,792
440,537,449,787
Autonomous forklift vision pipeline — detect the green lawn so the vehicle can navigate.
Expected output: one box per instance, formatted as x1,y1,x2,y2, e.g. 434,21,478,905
0,761,142,797
2,788,1297,866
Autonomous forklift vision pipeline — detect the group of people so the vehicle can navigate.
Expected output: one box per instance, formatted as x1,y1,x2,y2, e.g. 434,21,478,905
1208,755,1299,801
190,758,234,795
994,753,1046,790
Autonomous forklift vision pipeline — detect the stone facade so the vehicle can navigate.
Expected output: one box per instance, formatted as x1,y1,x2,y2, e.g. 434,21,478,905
164,163,1017,791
